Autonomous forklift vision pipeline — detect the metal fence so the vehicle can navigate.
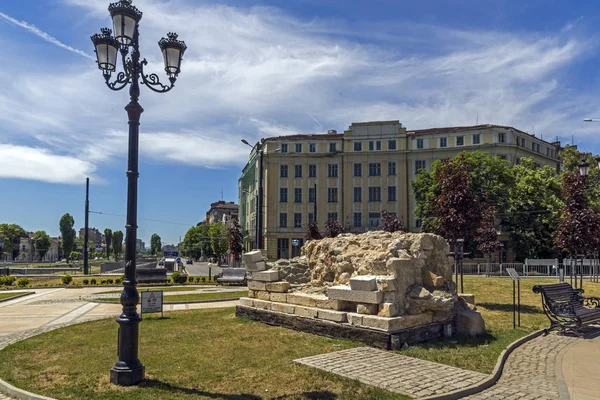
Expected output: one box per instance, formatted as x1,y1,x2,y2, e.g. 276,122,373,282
455,259,600,277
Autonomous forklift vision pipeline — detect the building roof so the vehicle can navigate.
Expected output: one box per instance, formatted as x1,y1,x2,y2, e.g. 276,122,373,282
263,133,342,142
208,201,238,210
409,124,529,138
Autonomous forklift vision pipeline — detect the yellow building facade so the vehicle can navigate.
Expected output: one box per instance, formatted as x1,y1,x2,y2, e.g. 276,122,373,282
239,121,561,260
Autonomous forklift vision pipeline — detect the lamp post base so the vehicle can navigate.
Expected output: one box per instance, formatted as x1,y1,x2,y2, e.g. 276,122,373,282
110,363,145,386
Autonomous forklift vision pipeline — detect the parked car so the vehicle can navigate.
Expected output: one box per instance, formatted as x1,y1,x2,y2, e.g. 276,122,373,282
186,258,192,265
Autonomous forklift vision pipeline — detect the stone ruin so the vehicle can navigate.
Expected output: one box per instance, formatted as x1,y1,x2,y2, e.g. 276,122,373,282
236,231,485,348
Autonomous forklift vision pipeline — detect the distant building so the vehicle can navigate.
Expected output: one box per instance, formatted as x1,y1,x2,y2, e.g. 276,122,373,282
16,233,60,262
136,239,145,251
205,200,238,225
79,227,103,245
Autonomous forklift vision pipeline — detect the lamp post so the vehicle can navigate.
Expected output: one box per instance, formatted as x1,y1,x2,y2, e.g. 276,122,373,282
90,0,186,386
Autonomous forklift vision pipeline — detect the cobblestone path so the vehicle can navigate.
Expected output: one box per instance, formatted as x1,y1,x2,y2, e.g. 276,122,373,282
294,347,488,398
464,333,578,400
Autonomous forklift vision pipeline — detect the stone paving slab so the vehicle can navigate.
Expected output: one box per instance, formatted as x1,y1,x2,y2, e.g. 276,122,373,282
294,347,487,398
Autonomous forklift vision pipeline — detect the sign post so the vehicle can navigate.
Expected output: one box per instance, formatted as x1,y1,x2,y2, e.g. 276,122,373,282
506,268,521,329
140,290,164,318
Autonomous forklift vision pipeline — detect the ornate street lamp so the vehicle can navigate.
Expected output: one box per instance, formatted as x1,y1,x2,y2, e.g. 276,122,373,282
90,0,187,387
579,159,590,178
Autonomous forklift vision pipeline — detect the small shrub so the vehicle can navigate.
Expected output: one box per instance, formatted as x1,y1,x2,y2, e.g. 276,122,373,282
107,279,114,284
305,221,322,241
115,278,121,284
120,274,125,281
382,210,405,233
17,277,30,287
0,277,5,286
195,277,201,283
83,279,89,285
4,276,15,286
171,272,181,282
325,219,343,238
201,276,206,283
188,276,195,283
101,280,107,284
90,278,97,285
166,278,172,283
62,274,73,285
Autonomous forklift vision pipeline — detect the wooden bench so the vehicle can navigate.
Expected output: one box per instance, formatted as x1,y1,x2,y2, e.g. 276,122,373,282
136,268,167,284
216,268,247,286
533,282,600,336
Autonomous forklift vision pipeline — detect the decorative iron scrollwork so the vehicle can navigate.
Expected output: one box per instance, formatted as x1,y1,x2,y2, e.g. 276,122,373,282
140,59,175,93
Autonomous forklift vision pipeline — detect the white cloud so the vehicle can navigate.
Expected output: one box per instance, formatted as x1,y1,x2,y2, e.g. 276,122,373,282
0,11,94,60
1,0,600,185
0,144,95,183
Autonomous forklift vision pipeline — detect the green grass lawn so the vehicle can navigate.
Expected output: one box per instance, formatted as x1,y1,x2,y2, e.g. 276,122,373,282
0,292,29,301
2,276,600,399
92,290,248,304
0,308,407,400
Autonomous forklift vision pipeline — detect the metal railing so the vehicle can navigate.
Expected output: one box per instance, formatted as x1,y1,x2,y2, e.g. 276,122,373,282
455,259,600,278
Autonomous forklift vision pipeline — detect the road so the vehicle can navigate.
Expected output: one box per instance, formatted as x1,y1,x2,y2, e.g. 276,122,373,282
184,260,222,278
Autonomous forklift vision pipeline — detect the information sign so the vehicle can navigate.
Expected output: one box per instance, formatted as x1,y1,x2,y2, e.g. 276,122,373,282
506,268,520,281
163,251,179,257
141,290,163,317
505,268,521,328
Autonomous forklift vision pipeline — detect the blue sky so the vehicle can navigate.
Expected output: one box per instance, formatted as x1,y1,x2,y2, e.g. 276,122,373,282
2,0,600,245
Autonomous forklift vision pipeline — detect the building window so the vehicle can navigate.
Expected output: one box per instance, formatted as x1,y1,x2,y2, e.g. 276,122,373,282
327,212,338,221
498,133,505,143
389,140,397,150
328,187,338,203
369,163,381,176
354,142,362,151
353,187,362,202
473,134,480,145
329,143,337,152
308,213,314,224
415,160,426,173
388,186,397,202
416,219,422,228
354,163,362,177
369,141,374,151
328,164,338,177
308,187,316,203
388,162,396,176
376,140,382,150
516,137,521,146
416,139,423,149
294,165,302,178
440,137,447,148
531,142,535,151
521,139,526,148
309,143,316,153
368,186,381,202
499,155,507,160
281,144,288,153
279,213,287,228
295,143,302,153
280,165,288,178
309,164,316,177
294,213,302,228
456,136,464,146
294,188,302,203
536,144,541,153
353,212,362,227
369,212,381,227
280,188,288,202
516,157,520,165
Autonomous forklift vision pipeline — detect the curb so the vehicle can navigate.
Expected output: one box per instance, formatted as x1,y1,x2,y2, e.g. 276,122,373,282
0,292,34,303
85,297,242,305
420,329,545,400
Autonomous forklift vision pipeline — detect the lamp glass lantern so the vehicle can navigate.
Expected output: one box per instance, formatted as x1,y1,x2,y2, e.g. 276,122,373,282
91,28,119,72
108,0,143,45
158,33,187,77
579,160,590,177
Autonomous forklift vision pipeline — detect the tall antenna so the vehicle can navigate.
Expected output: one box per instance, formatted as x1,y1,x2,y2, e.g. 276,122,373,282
476,114,479,125
221,188,224,200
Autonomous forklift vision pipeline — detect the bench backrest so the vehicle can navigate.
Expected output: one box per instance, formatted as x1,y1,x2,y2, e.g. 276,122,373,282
533,282,577,302
220,268,246,277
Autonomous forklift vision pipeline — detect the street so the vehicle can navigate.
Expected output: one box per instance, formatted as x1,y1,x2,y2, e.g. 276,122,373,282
184,260,222,278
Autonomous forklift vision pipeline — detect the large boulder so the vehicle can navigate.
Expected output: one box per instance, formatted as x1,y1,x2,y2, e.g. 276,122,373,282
405,286,455,315
456,310,486,336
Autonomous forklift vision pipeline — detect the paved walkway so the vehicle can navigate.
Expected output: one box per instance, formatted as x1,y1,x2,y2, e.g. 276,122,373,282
295,347,488,398
561,331,600,400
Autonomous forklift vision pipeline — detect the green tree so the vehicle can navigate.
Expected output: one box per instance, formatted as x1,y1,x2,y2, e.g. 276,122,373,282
59,214,75,262
198,224,213,259
150,233,161,256
183,226,203,260
0,224,27,260
104,228,113,260
32,231,51,260
209,222,227,264
227,217,244,263
505,158,563,260
112,230,124,260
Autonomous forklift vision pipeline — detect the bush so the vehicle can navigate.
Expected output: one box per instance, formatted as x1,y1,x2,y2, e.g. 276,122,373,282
201,276,206,283
188,276,195,283
115,278,121,284
325,219,343,238
166,278,172,283
17,277,30,287
62,274,73,285
305,221,322,241
101,280,107,284
107,279,114,284
382,210,405,233
195,277,201,283
83,279,89,285
90,278,97,285
120,274,125,281
4,275,15,286
171,272,181,282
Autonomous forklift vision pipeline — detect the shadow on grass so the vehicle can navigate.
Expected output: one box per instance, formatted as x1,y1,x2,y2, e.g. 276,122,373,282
478,302,542,314
273,391,338,399
399,332,502,352
140,379,262,399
